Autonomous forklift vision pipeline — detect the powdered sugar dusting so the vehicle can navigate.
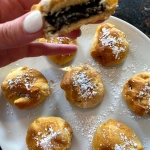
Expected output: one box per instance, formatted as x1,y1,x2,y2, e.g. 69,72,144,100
6,68,41,101
48,37,71,44
138,82,150,99
148,98,150,106
8,70,36,91
71,71,97,99
137,81,150,114
41,0,51,12
34,126,61,150
114,132,138,150
100,27,126,59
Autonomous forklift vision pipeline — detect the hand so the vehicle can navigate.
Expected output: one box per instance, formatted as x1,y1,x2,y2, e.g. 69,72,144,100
0,0,80,68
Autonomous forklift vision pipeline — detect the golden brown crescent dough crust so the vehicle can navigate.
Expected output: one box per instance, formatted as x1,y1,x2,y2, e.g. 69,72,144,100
122,72,150,116
90,23,129,66
1,66,50,109
92,119,144,150
38,37,77,65
60,64,105,108
26,116,73,150
31,0,118,38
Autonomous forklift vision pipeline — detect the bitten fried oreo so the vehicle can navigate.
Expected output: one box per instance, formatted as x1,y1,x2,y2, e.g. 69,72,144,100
1,66,50,109
31,0,118,38
26,116,73,150
90,23,129,66
122,72,150,116
92,119,143,150
38,37,77,65
60,65,105,108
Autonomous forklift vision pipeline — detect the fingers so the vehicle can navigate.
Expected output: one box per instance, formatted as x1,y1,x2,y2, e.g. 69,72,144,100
0,43,77,68
61,29,81,39
0,3,102,50
0,11,43,50
26,42,77,56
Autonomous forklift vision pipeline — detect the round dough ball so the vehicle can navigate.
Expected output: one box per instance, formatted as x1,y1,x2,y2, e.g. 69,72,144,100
60,65,105,108
122,72,150,116
38,37,77,65
90,23,129,66
26,117,73,150
92,119,143,150
1,66,50,109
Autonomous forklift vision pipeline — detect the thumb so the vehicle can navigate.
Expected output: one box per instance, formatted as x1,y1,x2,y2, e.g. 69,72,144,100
0,10,43,49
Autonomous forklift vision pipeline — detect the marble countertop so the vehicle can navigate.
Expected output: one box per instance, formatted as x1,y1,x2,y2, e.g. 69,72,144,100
113,0,150,38
0,0,150,150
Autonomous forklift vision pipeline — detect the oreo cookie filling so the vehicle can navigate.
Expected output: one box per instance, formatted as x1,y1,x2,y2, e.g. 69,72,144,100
45,0,106,33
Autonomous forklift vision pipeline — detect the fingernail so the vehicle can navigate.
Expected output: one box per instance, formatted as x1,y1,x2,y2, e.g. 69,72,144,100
23,10,43,34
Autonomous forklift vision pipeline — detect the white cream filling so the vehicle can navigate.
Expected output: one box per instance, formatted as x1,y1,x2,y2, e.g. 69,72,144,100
41,0,51,12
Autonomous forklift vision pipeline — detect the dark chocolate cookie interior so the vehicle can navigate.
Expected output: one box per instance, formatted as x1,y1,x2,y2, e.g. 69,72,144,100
45,0,106,33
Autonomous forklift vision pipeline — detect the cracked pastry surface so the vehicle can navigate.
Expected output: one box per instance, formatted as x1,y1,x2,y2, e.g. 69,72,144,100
122,72,150,116
38,37,77,65
1,66,50,109
31,0,118,38
92,119,143,150
90,23,129,66
60,65,105,108
26,116,73,150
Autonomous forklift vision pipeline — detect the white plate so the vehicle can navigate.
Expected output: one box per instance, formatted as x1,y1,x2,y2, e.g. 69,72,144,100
0,16,150,150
